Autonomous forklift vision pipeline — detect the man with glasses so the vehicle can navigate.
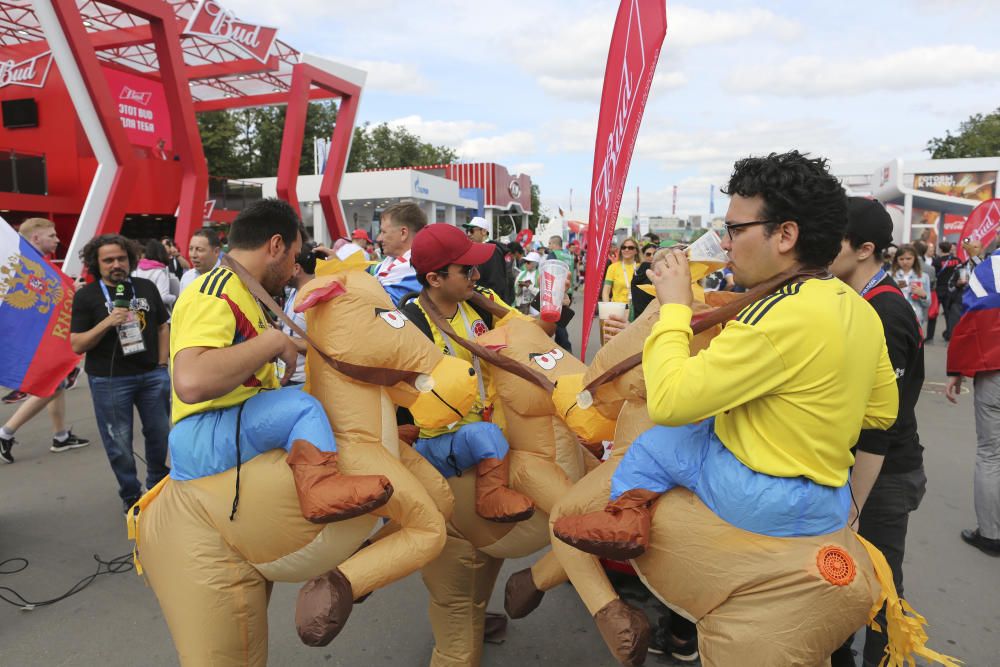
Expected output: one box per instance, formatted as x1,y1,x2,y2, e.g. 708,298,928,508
400,223,535,523
553,152,899,664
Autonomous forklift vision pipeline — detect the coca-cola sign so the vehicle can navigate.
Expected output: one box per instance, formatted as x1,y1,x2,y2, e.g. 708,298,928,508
183,0,278,63
0,51,53,89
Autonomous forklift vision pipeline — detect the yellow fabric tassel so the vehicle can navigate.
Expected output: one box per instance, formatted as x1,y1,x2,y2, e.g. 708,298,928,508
853,533,962,667
125,476,171,577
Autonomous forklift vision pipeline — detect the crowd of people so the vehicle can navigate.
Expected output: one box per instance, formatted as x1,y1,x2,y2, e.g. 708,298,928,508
1,150,997,665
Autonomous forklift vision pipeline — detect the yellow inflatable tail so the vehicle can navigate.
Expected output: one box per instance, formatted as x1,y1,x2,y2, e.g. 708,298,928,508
125,475,171,576
853,534,961,667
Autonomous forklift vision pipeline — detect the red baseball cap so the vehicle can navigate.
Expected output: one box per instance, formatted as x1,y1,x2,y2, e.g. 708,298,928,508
351,228,371,242
411,223,495,274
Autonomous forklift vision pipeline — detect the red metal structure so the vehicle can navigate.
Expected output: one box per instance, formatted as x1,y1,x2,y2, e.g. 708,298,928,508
0,0,364,272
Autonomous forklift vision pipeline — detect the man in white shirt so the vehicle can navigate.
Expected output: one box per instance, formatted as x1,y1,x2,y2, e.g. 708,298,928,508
179,229,222,292
371,202,426,305
281,242,317,385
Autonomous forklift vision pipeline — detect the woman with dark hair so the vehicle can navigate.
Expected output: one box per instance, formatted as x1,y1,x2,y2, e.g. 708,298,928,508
133,239,175,309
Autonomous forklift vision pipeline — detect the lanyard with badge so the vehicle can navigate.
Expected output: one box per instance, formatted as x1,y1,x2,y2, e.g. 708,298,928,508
440,305,490,421
100,280,145,355
860,269,886,298
620,261,634,303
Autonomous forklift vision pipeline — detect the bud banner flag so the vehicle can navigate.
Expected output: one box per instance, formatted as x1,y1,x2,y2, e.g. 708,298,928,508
581,0,667,355
0,218,81,397
956,198,1000,262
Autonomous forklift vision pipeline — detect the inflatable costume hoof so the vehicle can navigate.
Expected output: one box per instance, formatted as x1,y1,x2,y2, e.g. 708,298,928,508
287,439,394,523
476,456,534,523
594,598,650,666
504,568,544,619
295,568,354,646
552,489,658,560
397,423,420,446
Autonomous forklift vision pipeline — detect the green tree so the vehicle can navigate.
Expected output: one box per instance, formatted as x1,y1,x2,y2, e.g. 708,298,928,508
926,107,1000,158
528,183,548,232
196,110,244,179
346,122,457,171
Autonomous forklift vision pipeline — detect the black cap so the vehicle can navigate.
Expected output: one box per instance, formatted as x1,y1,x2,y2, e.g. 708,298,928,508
846,197,894,254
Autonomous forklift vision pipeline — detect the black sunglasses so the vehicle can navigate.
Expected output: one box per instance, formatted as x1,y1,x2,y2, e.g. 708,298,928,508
621,245,638,250
723,220,777,240
435,264,476,279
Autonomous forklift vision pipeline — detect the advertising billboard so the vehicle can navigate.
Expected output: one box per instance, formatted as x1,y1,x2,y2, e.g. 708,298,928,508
912,171,996,202
101,66,171,150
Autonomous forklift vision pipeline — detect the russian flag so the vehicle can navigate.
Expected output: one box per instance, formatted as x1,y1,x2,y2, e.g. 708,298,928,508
947,250,1000,378
0,218,81,397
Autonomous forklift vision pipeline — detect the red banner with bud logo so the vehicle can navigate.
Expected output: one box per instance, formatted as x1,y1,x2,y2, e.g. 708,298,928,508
957,199,1000,262
581,0,667,355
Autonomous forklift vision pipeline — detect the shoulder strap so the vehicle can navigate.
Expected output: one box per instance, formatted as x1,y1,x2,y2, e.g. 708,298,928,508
220,255,420,387
864,284,902,302
417,291,555,392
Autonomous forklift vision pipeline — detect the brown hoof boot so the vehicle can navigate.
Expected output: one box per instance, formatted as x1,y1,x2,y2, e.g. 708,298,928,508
552,489,659,560
295,568,354,647
397,424,420,446
287,440,393,523
504,567,544,619
475,456,535,523
593,599,651,666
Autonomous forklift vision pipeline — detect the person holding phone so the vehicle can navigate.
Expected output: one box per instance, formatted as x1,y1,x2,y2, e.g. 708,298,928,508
891,244,931,337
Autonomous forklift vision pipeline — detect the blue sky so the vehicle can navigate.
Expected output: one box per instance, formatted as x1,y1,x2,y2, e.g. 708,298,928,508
229,0,1000,220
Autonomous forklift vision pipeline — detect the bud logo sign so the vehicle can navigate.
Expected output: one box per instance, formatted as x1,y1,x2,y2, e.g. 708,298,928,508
581,0,667,354
957,198,1000,262
0,51,53,89
101,66,171,149
184,0,279,63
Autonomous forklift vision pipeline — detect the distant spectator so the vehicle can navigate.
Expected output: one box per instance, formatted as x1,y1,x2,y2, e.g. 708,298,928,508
891,244,931,337
160,236,190,280
933,241,961,341
464,217,514,304
371,202,426,306
281,241,318,385
180,229,222,292
134,239,176,309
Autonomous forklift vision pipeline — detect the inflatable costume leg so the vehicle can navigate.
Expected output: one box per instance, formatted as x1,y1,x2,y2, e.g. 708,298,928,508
549,461,650,666
421,532,504,667
295,443,447,646
416,422,534,523
140,480,270,667
554,423,712,560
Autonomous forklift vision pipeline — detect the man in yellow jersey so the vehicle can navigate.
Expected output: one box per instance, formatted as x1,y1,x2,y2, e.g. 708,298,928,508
399,223,535,523
168,199,392,524
555,151,899,558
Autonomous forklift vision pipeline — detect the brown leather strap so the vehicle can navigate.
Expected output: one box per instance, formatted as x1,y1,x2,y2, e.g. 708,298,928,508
220,255,420,387
417,292,556,392
582,267,829,394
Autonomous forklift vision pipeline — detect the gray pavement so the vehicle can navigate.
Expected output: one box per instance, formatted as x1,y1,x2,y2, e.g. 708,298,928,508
1,317,998,666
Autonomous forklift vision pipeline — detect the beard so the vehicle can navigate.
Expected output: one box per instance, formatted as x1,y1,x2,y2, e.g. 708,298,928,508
262,260,291,296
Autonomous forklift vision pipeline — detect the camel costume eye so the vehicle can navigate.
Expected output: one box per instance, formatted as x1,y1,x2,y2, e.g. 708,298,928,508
375,308,408,329
529,352,558,371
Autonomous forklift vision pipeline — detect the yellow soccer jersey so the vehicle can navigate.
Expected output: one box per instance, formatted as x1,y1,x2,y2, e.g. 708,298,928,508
170,266,279,423
604,261,637,304
642,277,898,487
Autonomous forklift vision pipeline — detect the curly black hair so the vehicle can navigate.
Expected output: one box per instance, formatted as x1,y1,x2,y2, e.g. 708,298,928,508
722,151,847,268
80,234,137,280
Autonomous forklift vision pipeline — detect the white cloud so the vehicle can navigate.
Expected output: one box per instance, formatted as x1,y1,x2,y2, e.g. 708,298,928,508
386,115,495,145
727,45,1000,97
546,118,598,153
457,131,536,160
329,59,432,95
538,71,686,103
667,6,801,49
513,162,544,176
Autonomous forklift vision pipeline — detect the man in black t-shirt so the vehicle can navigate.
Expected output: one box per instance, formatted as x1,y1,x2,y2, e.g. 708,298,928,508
70,234,171,512
829,198,926,667
933,241,961,341
464,218,514,304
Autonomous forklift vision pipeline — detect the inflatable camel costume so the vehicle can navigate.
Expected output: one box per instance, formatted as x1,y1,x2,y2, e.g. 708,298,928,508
127,253,477,666
409,293,613,667
510,287,959,667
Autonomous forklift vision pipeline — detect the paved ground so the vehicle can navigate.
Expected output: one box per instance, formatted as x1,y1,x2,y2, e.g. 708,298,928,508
1,312,998,666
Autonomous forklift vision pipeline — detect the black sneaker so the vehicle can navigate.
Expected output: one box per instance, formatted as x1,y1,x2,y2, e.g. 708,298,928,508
50,431,90,453
2,390,27,404
961,528,1000,557
648,627,699,662
0,436,14,464
64,367,82,390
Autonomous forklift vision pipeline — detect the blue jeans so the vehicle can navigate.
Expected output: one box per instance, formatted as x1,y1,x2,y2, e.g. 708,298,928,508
611,418,850,537
415,421,509,478
88,367,171,501
168,387,336,481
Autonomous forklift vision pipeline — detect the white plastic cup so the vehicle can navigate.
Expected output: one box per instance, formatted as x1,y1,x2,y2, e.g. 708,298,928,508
597,301,627,320
539,259,569,322
686,230,729,264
